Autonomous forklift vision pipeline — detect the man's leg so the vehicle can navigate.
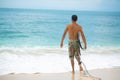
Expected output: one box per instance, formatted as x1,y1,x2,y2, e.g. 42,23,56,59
75,52,83,71
68,42,75,73
70,58,75,73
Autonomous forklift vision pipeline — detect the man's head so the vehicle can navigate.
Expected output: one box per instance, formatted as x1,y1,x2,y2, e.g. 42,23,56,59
72,15,78,22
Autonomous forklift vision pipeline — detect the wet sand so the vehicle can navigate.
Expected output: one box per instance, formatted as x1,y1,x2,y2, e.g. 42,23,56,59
0,67,120,80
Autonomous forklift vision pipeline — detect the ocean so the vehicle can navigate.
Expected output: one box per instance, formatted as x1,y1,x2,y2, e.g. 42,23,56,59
0,8,120,75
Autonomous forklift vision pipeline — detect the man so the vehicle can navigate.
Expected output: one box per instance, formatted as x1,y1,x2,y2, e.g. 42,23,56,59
60,15,87,73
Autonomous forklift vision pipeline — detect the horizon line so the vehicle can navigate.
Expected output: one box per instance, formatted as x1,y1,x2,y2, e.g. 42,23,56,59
0,7,120,12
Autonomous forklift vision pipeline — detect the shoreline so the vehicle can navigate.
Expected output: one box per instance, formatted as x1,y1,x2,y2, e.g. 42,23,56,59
0,51,120,75
0,67,120,80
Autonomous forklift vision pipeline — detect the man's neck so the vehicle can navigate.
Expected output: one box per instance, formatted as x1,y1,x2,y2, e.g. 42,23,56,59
72,21,76,24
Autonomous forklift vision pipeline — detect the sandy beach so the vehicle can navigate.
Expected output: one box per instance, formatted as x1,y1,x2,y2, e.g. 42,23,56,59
0,67,120,80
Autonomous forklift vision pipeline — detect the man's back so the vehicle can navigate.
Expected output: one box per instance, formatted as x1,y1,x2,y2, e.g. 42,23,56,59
67,23,82,41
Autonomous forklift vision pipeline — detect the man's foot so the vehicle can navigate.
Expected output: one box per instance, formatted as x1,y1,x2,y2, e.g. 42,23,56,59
72,70,75,74
80,66,83,71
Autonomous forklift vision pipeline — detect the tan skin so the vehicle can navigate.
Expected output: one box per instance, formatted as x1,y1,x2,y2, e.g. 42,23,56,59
60,21,87,73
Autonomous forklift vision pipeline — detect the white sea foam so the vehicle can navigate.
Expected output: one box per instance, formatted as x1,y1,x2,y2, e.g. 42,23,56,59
0,46,120,75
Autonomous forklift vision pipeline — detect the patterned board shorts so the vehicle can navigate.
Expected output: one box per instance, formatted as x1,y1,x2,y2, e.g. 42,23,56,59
68,40,81,60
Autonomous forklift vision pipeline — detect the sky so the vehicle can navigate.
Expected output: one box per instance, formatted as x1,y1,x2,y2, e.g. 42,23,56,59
0,0,120,11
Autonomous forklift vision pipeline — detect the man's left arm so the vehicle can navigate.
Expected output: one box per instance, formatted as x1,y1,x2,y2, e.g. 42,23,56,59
79,28,87,49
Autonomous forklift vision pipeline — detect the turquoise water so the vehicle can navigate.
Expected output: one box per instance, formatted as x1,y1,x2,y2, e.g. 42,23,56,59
0,8,120,47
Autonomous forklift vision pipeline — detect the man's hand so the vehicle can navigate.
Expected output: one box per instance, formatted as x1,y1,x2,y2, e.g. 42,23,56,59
84,45,87,49
82,45,87,50
60,42,63,48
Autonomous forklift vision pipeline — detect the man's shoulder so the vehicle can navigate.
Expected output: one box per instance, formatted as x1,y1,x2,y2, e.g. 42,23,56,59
66,24,72,28
76,24,83,31
76,24,82,28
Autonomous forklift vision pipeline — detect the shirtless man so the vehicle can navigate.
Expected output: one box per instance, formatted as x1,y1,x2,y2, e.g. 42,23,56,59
60,15,87,73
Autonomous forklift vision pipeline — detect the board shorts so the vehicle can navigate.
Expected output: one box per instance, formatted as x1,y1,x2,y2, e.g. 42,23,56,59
68,40,81,60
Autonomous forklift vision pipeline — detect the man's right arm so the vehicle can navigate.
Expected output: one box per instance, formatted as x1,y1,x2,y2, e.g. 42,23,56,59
60,26,68,48
79,28,87,49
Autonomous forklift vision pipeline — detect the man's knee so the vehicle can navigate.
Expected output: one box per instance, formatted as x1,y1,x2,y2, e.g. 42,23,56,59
75,55,80,60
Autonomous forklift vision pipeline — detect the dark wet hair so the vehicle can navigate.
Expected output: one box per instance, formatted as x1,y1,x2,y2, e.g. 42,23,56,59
72,15,78,21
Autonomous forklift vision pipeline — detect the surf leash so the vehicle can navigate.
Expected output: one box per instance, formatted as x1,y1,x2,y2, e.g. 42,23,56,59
81,61,92,76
